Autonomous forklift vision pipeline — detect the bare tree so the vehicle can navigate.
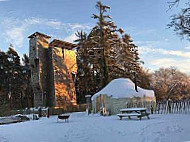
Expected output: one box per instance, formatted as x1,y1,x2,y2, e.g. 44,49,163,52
168,0,190,40
152,67,190,101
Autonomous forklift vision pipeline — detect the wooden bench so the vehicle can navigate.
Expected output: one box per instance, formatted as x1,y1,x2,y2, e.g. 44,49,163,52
57,114,70,123
117,108,150,120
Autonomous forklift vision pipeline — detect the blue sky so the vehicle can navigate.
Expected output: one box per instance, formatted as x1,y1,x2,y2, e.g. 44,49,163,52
0,0,190,74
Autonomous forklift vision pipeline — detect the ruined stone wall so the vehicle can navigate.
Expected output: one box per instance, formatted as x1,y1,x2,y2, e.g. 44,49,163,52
52,47,77,107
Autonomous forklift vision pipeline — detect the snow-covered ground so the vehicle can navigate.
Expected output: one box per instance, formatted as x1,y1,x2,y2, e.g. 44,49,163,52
0,112,190,142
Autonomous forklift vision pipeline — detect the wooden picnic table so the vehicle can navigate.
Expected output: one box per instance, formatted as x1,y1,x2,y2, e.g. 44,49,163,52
117,108,150,120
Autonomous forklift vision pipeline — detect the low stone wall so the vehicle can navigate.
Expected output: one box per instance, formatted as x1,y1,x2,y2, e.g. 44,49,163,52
0,104,87,117
50,104,87,115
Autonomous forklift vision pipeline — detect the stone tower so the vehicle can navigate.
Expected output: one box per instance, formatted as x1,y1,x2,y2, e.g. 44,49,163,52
28,32,77,108
49,39,77,107
28,32,55,107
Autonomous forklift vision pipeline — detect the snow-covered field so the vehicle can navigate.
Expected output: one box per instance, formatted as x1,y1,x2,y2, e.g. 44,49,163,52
0,112,190,142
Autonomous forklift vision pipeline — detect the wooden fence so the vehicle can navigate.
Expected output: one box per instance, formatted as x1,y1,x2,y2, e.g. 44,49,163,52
155,100,190,114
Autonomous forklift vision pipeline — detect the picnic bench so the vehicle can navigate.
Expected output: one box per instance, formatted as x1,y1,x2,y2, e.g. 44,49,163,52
57,114,70,122
117,108,150,120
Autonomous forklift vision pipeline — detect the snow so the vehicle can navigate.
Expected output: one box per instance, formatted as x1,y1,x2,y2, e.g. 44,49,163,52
0,112,190,142
91,78,155,100
120,108,147,111
120,108,146,111
117,113,141,116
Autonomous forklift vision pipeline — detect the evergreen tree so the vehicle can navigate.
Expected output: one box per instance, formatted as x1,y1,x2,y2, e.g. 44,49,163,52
75,31,95,103
91,1,124,86
75,1,143,101
0,47,34,109
6,46,23,108
118,34,135,79
21,54,34,107
0,50,10,105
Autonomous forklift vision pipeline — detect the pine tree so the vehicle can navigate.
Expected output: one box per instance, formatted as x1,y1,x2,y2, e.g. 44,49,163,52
0,47,35,109
118,34,134,78
75,31,95,103
0,50,10,105
21,54,34,107
75,1,143,101
6,46,23,108
91,1,124,86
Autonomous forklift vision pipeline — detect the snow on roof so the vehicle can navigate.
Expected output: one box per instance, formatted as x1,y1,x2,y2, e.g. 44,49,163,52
91,78,155,100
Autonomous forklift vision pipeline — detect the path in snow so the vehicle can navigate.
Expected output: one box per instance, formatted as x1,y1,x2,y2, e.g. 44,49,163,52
0,112,190,142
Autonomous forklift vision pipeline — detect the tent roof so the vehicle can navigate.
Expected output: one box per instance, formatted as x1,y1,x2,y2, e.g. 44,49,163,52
91,78,155,101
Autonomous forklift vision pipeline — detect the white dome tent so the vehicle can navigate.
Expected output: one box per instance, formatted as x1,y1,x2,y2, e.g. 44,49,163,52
91,78,156,115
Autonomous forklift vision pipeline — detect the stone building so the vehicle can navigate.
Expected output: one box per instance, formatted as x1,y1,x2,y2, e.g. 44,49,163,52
28,32,77,107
